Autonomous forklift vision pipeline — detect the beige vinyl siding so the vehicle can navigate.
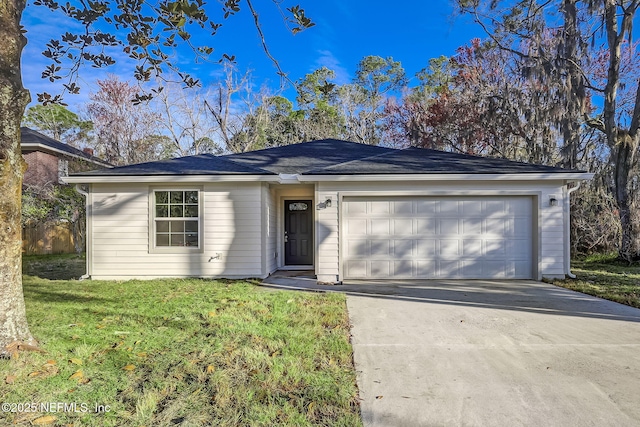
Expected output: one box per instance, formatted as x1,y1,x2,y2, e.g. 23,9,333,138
316,180,569,282
315,190,339,283
264,184,278,275
89,182,264,280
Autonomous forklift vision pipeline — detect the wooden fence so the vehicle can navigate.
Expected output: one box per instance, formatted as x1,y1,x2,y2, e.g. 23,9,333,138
22,221,75,255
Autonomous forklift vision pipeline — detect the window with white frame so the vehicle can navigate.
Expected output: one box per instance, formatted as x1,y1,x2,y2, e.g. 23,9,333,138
153,190,200,248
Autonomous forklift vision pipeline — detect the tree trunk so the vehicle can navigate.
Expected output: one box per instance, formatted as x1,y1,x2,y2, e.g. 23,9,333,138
612,132,640,261
601,1,640,261
560,0,584,170
0,0,36,357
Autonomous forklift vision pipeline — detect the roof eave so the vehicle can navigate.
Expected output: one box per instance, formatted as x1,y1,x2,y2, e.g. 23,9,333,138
62,174,281,184
63,172,595,184
297,173,594,182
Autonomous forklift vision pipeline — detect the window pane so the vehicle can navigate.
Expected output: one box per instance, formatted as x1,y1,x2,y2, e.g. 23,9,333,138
185,221,198,232
154,190,200,249
170,191,184,204
185,205,198,217
156,205,168,217
170,234,185,246
185,191,198,204
156,234,170,246
170,221,185,232
156,191,168,204
170,205,184,217
185,233,198,246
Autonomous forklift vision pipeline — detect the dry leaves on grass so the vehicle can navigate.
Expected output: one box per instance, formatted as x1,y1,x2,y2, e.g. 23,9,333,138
31,415,56,425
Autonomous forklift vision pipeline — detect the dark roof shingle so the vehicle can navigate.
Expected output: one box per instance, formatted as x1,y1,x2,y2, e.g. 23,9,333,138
304,147,574,174
71,139,582,177
72,154,273,176
222,139,394,174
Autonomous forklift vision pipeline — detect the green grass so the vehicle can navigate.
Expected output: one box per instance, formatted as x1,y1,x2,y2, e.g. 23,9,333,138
553,253,640,308
2,259,362,426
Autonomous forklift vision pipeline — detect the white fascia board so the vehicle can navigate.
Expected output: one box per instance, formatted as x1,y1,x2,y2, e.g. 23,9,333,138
62,174,281,184
22,143,112,167
297,173,594,182
277,173,302,184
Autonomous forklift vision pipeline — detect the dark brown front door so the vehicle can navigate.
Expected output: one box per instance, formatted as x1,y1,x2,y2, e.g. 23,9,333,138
284,200,313,265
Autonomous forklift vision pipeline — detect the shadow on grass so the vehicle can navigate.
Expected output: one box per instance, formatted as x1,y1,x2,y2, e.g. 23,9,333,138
23,281,114,305
261,276,640,323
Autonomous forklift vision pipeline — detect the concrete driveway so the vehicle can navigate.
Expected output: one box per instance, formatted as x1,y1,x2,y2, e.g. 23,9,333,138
346,279,640,427
262,274,640,426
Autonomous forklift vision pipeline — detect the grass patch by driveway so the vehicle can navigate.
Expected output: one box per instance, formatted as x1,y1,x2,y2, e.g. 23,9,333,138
2,274,361,426
553,254,640,308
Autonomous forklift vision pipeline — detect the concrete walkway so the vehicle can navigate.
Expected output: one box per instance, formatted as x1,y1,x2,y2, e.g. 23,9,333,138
261,274,640,426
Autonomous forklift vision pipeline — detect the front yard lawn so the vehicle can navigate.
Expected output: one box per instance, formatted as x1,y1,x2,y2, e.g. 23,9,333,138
553,254,640,309
1,272,361,426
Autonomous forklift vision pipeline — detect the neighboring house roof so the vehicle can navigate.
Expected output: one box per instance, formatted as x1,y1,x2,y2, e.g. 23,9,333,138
66,139,590,182
21,127,112,168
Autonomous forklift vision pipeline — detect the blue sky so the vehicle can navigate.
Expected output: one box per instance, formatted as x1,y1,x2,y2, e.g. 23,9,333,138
21,1,482,113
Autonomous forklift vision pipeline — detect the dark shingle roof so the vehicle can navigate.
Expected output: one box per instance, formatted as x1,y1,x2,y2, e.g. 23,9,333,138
21,127,112,167
304,147,574,174
72,154,273,176
71,139,583,177
222,139,394,174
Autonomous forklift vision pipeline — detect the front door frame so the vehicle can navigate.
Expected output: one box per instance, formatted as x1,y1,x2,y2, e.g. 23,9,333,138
283,198,314,267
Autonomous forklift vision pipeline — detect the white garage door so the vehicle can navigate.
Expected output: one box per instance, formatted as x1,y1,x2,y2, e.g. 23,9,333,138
342,196,534,279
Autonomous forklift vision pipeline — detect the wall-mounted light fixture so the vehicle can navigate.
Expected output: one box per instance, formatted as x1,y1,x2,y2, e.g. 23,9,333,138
549,196,558,207
325,198,332,208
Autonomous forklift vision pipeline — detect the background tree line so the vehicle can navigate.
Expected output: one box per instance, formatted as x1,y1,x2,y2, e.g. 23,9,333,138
4,0,638,355
24,0,640,260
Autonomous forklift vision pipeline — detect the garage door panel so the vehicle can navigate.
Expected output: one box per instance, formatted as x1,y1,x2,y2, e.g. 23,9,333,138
439,260,462,277
416,200,437,214
439,240,460,256
417,260,436,277
417,219,436,234
461,261,484,277
371,201,391,214
343,196,533,280
439,219,460,234
463,239,483,256
416,239,436,256
394,260,413,276
346,239,368,258
392,219,413,234
370,260,391,276
462,200,483,214
462,218,483,234
440,200,460,214
394,201,414,214
346,200,367,214
346,219,367,235
371,240,391,256
514,218,532,237
393,240,413,257
346,260,367,277
371,219,390,234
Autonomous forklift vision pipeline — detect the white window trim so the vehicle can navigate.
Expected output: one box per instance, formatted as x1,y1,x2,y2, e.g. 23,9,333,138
148,186,204,254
